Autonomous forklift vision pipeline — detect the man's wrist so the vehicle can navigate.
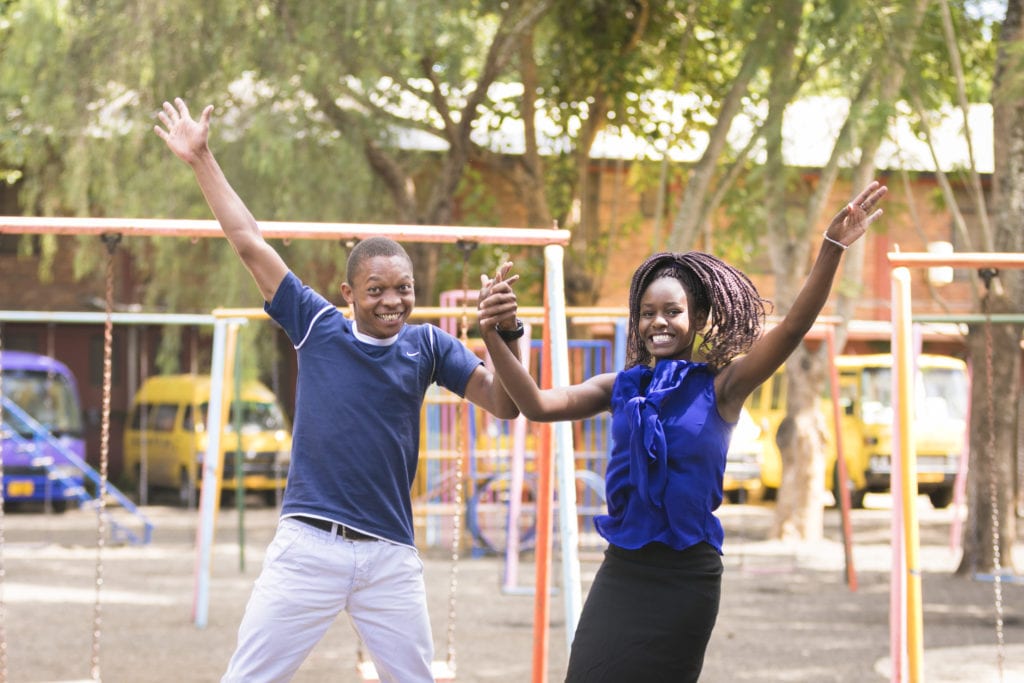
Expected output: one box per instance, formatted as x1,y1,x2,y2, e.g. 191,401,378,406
495,318,525,342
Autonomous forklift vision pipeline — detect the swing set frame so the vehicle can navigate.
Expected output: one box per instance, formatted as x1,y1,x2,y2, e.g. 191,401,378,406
887,249,1024,683
0,215,580,682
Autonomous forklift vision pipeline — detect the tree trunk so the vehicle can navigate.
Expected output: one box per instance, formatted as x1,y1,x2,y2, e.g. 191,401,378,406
957,0,1024,575
664,11,772,252
959,303,1021,575
772,0,928,541
772,347,828,541
758,0,828,541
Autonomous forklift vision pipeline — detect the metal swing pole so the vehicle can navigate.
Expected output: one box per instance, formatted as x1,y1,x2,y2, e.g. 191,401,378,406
193,316,243,628
891,267,924,683
887,250,1024,683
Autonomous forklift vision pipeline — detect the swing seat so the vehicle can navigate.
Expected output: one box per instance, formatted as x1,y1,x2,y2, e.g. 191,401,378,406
357,659,456,682
973,572,1024,584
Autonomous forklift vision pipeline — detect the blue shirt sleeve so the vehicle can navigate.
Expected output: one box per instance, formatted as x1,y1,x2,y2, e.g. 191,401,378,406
427,324,483,398
265,271,341,348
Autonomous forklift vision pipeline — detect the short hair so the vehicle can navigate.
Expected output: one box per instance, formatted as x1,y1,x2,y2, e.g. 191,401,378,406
625,251,770,371
345,237,413,284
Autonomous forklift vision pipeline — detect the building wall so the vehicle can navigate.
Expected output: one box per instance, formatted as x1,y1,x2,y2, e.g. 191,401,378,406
584,167,979,320
0,164,993,480
476,159,980,323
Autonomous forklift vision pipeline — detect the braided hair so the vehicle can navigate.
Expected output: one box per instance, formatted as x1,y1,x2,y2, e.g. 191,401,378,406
625,251,770,371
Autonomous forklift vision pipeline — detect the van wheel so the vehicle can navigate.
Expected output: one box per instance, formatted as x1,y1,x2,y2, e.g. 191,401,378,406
832,470,866,510
833,484,867,509
928,487,953,509
725,489,749,504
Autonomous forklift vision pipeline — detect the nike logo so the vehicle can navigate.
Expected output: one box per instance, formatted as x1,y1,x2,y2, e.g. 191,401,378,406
406,351,420,357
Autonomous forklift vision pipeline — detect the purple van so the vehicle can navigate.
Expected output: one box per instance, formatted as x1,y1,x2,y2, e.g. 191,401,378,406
1,351,87,511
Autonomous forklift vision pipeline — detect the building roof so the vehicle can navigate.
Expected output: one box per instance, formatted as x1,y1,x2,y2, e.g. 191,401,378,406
388,85,994,174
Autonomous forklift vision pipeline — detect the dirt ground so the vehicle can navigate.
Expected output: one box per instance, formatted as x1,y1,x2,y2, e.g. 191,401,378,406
1,494,1022,683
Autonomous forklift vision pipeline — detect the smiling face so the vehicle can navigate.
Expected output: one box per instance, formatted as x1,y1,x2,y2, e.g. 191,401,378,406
637,275,701,363
340,254,416,339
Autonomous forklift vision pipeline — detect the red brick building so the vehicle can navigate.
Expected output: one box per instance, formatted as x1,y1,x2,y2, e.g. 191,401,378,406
0,163,992,479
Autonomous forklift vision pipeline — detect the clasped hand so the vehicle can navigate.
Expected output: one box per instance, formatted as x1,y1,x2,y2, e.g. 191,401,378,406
478,261,520,335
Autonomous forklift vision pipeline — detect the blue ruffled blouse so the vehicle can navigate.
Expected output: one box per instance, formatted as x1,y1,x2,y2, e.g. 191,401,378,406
594,360,735,553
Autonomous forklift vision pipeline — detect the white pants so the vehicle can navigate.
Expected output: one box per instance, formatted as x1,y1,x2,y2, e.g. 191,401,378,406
222,517,434,682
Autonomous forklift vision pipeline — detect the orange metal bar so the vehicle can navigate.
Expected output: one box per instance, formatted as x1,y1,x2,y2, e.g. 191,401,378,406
0,216,570,245
887,252,1024,268
210,305,629,322
531,276,555,683
826,326,857,591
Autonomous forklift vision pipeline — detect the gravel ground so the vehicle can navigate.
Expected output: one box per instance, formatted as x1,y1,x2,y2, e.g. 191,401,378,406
0,494,1021,682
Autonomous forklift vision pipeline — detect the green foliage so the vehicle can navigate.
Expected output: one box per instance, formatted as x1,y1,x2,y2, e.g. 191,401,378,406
901,0,998,108
0,0,1008,338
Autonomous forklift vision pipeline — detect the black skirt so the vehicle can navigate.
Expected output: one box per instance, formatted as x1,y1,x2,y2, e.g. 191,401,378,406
565,541,723,683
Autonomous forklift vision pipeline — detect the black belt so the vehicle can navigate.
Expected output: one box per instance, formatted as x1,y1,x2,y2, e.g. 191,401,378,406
292,516,376,541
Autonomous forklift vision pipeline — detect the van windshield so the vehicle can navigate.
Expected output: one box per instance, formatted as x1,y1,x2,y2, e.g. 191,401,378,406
192,401,288,432
860,365,968,425
2,370,83,437
919,367,968,422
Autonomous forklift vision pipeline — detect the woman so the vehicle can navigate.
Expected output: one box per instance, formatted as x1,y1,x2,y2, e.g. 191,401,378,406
476,181,887,682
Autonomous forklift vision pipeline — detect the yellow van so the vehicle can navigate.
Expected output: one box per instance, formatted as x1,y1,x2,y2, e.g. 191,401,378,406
749,354,967,509
123,374,292,506
723,407,765,504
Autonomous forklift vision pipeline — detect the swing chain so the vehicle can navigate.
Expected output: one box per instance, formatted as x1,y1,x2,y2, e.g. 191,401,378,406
91,233,119,681
100,232,122,258
446,240,477,672
0,322,7,683
356,241,478,677
455,240,478,346
981,283,1006,675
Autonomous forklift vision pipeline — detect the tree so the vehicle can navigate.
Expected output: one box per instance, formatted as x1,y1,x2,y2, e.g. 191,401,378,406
958,0,1024,575
656,0,906,539
868,0,1018,573
652,0,997,541
0,1,559,305
507,0,735,305
772,0,932,541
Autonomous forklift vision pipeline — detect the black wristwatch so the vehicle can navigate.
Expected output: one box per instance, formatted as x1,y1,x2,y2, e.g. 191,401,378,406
496,318,525,342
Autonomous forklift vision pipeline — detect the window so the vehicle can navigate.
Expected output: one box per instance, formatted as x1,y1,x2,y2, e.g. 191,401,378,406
131,403,178,432
188,401,287,433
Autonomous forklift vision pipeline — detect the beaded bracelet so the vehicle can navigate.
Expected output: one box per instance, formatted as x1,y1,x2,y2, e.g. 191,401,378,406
822,232,848,251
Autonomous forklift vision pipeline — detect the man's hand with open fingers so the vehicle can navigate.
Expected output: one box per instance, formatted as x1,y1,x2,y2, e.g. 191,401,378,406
153,97,214,166
478,261,520,336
